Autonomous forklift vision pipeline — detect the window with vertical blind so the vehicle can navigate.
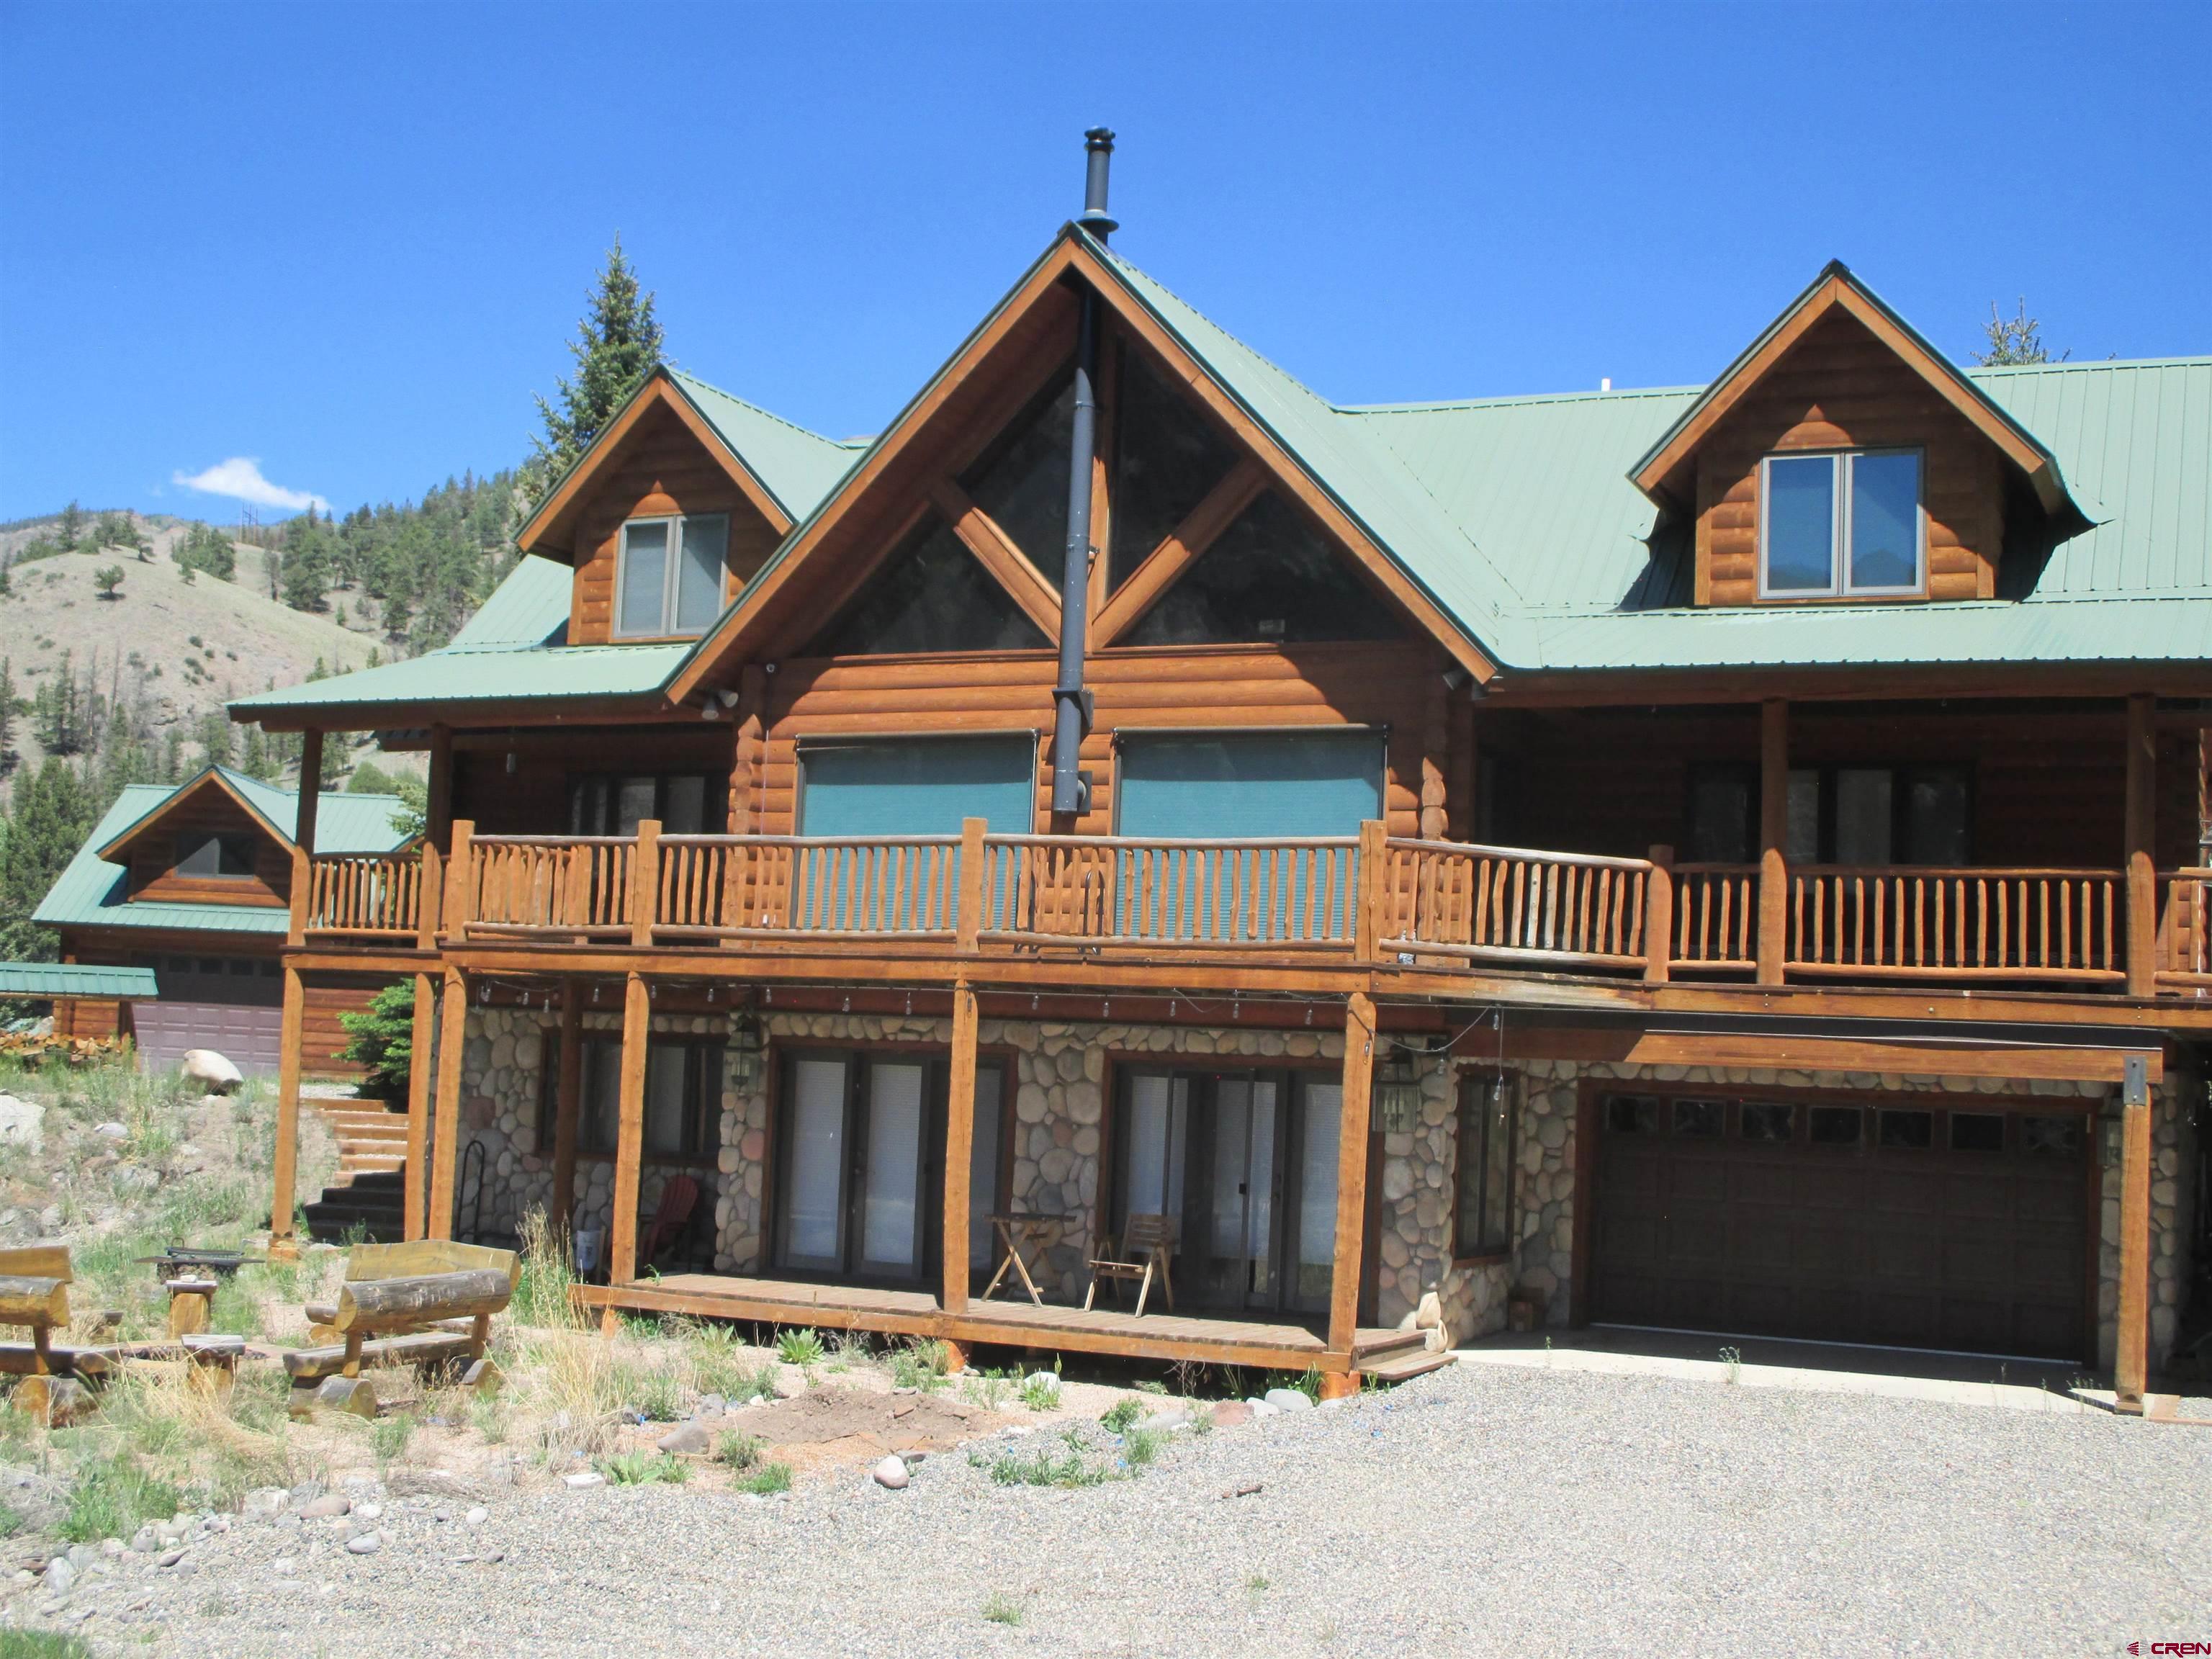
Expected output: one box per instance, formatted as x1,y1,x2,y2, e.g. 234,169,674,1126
616,514,728,638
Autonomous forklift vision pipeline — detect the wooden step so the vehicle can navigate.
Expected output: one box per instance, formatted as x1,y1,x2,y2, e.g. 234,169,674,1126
1357,1347,1457,1384
1350,1326,1429,1364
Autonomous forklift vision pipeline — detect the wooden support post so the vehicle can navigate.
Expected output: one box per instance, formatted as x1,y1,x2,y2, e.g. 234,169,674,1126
1756,698,1789,986
286,845,309,948
1419,671,1449,841
2125,693,2157,998
426,724,454,852
428,966,468,1241
403,970,436,1240
608,972,650,1287
2115,1056,2154,1411
943,981,979,1315
1643,845,1674,984
269,963,306,1261
956,817,987,952
631,819,661,948
1328,992,1377,1357
296,729,323,853
552,982,583,1244
1354,820,1387,963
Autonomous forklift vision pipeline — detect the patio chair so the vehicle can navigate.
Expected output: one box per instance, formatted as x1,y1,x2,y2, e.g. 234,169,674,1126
1084,1213,1177,1317
638,1174,702,1269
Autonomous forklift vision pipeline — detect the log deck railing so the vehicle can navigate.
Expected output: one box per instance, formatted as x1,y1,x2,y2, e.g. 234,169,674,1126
287,822,2211,998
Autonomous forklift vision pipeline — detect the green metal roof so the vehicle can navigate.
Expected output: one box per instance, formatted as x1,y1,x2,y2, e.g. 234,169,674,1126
0,963,159,999
33,770,410,936
233,230,2211,721
667,369,866,521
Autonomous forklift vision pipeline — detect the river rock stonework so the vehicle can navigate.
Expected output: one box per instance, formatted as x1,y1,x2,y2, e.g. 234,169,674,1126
1507,1058,2197,1368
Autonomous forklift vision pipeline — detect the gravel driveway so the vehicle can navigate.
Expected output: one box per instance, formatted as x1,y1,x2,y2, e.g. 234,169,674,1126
15,1363,2208,1658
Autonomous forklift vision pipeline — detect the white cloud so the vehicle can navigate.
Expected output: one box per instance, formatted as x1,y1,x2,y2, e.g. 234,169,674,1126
171,457,331,515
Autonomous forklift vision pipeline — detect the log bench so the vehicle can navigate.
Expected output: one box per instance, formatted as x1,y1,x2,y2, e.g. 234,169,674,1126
0,1245,95,1422
287,1241,519,1419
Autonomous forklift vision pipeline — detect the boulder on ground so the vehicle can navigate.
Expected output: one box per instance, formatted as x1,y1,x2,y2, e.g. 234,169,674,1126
0,1095,44,1151
179,1051,244,1094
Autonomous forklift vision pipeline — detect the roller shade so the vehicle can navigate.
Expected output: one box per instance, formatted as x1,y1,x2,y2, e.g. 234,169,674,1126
1115,732,1385,837
797,737,1037,835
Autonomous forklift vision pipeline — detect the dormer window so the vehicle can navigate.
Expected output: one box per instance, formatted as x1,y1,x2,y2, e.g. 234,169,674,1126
176,832,255,878
616,513,727,638
1759,451,1923,599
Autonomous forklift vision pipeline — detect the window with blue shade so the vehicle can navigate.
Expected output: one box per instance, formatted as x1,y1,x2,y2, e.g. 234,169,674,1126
616,513,727,637
1758,451,1922,598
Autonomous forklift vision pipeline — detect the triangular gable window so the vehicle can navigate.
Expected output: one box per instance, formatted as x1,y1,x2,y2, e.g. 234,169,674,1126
958,369,1076,587
1107,347,1241,593
808,512,1051,656
1126,488,1403,646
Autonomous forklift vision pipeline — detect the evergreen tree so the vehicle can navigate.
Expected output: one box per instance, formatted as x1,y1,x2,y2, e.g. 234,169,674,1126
239,719,276,782
1975,299,2068,367
0,756,93,962
0,660,18,776
197,706,235,770
175,522,236,582
282,506,335,611
57,500,82,551
338,980,418,1100
94,565,125,600
30,651,89,755
523,237,663,503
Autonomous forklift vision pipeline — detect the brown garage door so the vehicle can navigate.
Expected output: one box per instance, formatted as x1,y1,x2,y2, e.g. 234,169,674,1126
1591,1092,2090,1359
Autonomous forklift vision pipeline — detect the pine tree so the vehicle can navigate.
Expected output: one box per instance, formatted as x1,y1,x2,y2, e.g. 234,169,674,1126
0,755,93,962
239,719,275,782
281,506,335,611
30,651,86,755
0,659,18,776
1975,299,2068,367
57,501,83,551
523,237,664,503
197,706,235,770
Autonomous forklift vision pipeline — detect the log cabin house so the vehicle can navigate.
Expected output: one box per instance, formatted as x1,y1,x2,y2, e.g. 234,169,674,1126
35,766,408,1078
230,138,2209,1405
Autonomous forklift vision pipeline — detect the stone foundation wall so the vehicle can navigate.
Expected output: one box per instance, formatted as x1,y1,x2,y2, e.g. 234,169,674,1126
1509,1058,2198,1369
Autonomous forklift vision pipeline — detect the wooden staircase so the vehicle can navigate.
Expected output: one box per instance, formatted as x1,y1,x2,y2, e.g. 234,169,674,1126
1351,1326,1457,1384
300,1097,408,1241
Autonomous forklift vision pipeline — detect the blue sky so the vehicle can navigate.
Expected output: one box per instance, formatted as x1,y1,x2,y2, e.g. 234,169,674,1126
2,1,2206,524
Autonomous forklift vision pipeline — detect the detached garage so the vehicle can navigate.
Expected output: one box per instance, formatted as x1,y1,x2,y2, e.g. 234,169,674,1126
1589,1089,2092,1360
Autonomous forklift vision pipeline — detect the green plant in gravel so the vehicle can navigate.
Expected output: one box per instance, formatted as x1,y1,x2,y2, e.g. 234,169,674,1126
1100,1398,1144,1434
600,1450,688,1485
58,1447,181,1542
513,1209,582,1329
1246,1573,1269,1593
1121,1425,1164,1469
890,1341,950,1392
981,1592,1023,1627
827,1326,871,1372
0,1629,96,1657
963,1370,1012,1411
469,1393,509,1443
370,1411,416,1465
775,1327,825,1366
977,1444,1110,1488
634,1367,685,1423
1134,1379,1169,1396
1292,1367,1323,1403
1719,1346,1743,1385
714,1429,762,1470
734,1460,791,1495
1019,1370,1061,1411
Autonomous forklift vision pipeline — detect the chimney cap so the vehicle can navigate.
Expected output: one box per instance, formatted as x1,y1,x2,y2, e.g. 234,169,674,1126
1077,126,1118,239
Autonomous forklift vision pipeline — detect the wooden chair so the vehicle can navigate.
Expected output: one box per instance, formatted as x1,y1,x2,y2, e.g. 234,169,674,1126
289,1239,519,1417
638,1173,701,1269
0,1244,90,1421
1084,1214,1178,1317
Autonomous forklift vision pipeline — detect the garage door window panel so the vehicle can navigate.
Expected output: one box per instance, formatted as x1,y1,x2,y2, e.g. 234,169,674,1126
1740,1102,1796,1143
1878,1109,1935,1151
1949,1112,2005,1154
1808,1105,1862,1147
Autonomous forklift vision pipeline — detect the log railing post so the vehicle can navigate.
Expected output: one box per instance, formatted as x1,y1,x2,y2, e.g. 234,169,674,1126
607,971,651,1298
403,970,436,1239
287,845,310,948
942,980,979,1315
415,840,443,950
1354,820,1387,961
1643,845,1674,984
956,817,987,952
1328,991,1377,1357
428,965,468,1241
2124,694,2157,997
268,963,307,1261
1757,698,1789,985
445,820,476,941
631,820,661,948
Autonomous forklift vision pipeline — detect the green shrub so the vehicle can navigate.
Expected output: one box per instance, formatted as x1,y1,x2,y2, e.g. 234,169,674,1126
734,1461,791,1496
599,1451,688,1485
336,981,415,1101
979,1446,1107,1488
1100,1398,1144,1434
58,1449,181,1543
0,1629,97,1657
1122,1425,1164,1468
713,1429,761,1470
981,1592,1023,1627
775,1328,824,1366
1019,1370,1061,1411
369,1411,415,1465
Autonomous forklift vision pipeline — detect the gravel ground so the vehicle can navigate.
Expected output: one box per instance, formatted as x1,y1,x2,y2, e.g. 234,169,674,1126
11,1364,2208,1658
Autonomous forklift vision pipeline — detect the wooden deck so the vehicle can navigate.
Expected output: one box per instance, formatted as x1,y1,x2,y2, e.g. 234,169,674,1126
573,1272,1416,1374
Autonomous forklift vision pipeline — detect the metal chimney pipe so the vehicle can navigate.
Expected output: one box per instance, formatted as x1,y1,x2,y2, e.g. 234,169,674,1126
1051,128,1114,818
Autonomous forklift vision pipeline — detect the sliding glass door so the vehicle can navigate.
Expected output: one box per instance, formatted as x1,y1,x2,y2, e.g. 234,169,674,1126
1114,1067,1342,1316
774,1049,1006,1289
